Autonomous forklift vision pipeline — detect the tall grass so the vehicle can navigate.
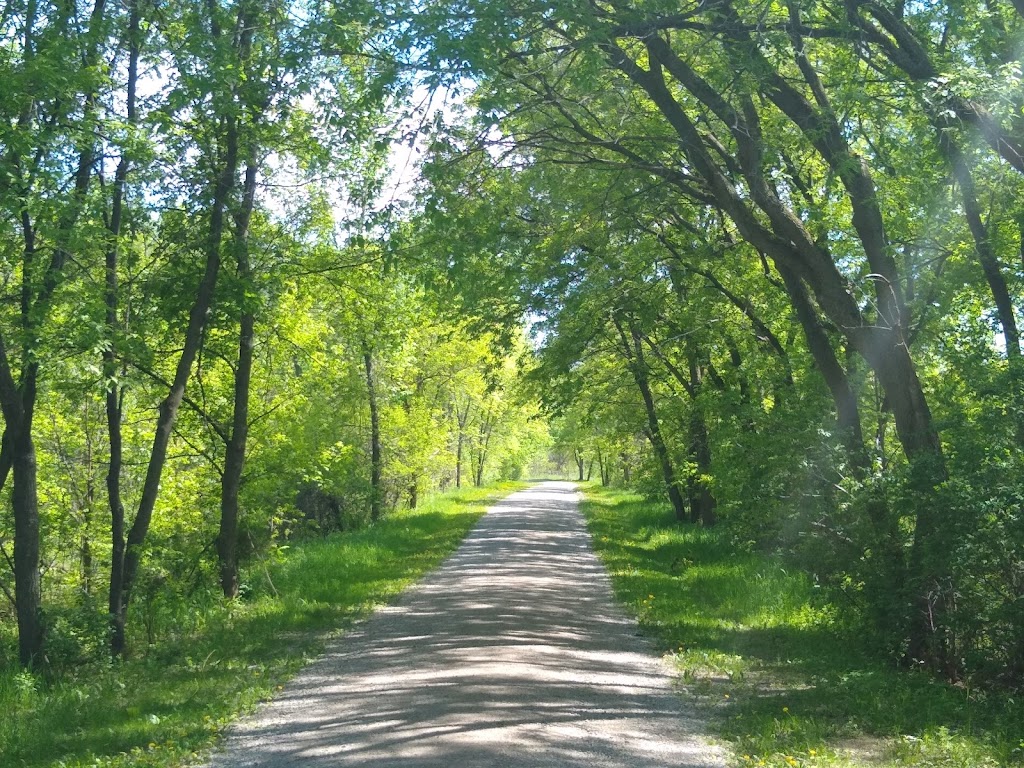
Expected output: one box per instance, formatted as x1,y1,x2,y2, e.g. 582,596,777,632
582,486,1023,768
0,482,523,768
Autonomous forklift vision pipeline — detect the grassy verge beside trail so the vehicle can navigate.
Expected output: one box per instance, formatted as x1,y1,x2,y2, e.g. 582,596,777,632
582,485,1023,768
0,481,525,768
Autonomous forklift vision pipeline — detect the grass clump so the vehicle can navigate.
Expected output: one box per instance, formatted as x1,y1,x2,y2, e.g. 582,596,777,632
582,485,1024,768
0,482,523,768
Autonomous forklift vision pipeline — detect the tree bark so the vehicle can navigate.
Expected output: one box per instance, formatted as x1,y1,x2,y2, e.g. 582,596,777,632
9,414,42,668
218,151,259,599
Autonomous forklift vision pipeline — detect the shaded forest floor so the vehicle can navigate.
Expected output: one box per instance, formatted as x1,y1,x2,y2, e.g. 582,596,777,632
0,482,526,768
582,486,1023,768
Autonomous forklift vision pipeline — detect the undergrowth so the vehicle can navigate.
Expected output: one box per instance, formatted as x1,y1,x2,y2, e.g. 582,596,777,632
582,485,1024,768
0,482,523,768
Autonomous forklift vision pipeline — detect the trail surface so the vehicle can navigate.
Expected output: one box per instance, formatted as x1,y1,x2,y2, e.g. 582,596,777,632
206,481,726,767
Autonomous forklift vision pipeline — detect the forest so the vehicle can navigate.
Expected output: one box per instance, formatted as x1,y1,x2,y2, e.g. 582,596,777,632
1,0,1023,754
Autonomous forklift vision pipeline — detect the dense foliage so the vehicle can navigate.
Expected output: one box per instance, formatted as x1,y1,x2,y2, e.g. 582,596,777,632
0,0,548,671
407,0,1024,687
3,0,1024,725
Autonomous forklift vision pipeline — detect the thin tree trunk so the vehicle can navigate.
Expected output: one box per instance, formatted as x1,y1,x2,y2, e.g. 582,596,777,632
455,432,464,488
364,348,382,521
455,398,470,489
686,359,717,526
474,408,493,487
106,0,138,653
614,317,687,521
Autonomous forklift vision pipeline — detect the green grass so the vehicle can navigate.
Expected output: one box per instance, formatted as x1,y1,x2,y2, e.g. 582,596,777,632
0,482,525,768
582,485,1024,768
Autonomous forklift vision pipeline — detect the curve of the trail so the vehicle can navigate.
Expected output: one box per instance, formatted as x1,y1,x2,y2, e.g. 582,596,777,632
205,481,726,767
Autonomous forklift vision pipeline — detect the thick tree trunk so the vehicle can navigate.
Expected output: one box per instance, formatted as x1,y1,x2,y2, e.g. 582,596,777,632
218,309,254,598
0,1,108,667
11,424,42,668
218,153,258,599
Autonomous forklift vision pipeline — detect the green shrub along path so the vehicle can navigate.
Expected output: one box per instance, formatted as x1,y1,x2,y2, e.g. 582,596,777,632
582,486,1024,768
0,482,525,768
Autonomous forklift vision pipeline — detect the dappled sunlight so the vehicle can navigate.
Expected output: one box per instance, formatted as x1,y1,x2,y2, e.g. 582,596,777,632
205,482,724,767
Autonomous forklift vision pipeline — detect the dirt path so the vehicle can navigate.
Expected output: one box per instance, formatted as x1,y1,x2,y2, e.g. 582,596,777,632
204,482,726,767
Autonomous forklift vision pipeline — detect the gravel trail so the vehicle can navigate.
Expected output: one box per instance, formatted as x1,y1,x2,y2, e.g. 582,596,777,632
205,481,727,767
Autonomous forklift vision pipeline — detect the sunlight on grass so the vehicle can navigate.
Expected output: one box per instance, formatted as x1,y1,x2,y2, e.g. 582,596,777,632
0,482,524,768
582,485,1023,768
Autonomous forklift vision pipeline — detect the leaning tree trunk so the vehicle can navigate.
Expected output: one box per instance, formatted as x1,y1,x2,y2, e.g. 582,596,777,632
111,100,237,656
613,317,687,521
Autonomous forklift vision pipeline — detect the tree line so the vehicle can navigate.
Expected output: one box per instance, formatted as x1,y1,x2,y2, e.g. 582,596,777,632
0,0,545,671
408,0,1024,686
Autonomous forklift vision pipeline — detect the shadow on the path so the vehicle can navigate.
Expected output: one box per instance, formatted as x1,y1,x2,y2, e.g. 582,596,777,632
209,482,721,768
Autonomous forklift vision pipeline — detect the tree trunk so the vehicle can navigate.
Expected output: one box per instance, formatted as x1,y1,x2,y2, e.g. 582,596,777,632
777,265,869,471
941,137,1024,442
364,348,382,522
0,0,109,667
219,308,254,598
474,409,493,487
11,423,42,668
106,0,138,650
596,446,609,486
112,88,237,656
218,153,259,599
455,398,470,489
613,317,687,521
455,432,464,488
